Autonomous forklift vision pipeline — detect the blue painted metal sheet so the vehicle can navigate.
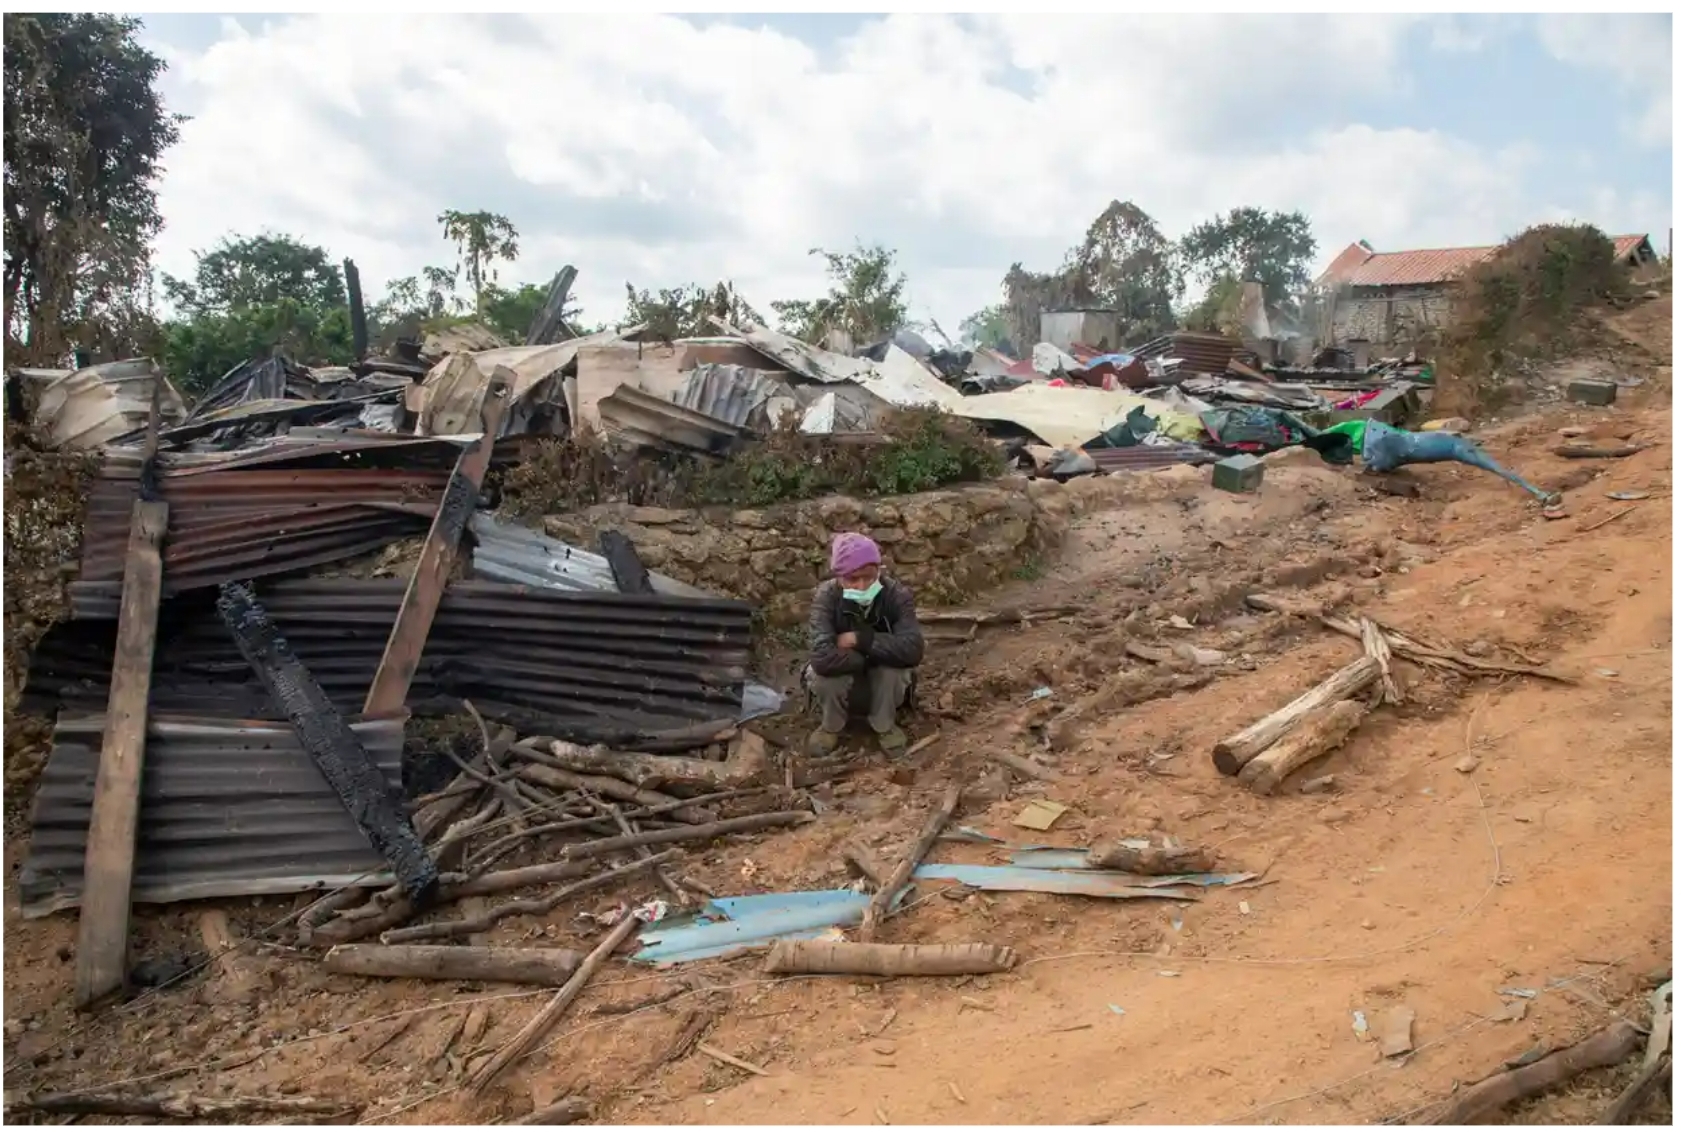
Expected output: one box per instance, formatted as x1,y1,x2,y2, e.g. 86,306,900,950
634,888,897,965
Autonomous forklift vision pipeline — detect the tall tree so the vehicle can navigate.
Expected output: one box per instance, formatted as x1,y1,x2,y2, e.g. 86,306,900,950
770,243,907,345
624,280,761,342
1064,200,1183,342
1179,207,1317,308
161,233,344,314
437,209,518,315
3,13,181,361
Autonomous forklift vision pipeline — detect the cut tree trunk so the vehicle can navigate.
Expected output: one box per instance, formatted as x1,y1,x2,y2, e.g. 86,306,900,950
858,785,961,942
516,763,716,825
517,734,767,794
323,945,584,986
1429,1020,1642,1124
764,940,1017,977
3,1091,355,1121
510,1097,591,1125
1212,656,1378,775
1086,841,1216,875
1238,699,1367,796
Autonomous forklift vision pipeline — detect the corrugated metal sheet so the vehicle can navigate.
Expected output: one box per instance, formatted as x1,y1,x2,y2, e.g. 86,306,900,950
32,580,754,741
32,359,189,450
1128,332,1245,375
74,439,462,605
19,713,405,916
1612,234,1652,261
672,364,787,427
634,889,879,965
469,513,713,598
416,326,645,437
912,863,1200,900
597,384,746,454
1084,443,1215,473
1341,246,1495,287
714,321,873,384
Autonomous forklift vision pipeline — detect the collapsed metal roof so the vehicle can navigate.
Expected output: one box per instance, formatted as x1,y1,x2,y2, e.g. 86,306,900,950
30,580,755,743
20,713,406,916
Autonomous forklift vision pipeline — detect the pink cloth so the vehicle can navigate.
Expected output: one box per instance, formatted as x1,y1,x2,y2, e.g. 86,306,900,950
830,532,881,576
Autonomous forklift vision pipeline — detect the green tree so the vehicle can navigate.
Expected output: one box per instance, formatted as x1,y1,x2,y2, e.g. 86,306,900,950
624,280,761,341
1180,273,1244,334
438,209,518,315
161,233,344,314
157,233,354,396
770,243,907,345
1179,207,1317,308
3,13,181,361
1064,200,1183,342
957,303,1013,353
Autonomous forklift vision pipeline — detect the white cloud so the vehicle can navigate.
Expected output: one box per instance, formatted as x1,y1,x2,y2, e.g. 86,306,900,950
141,14,1668,336
1535,14,1673,149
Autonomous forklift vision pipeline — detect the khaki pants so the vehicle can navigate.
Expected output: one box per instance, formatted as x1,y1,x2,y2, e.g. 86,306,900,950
810,667,914,735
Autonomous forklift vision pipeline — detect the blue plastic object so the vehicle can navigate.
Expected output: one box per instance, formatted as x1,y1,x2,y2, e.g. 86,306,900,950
1363,421,1555,501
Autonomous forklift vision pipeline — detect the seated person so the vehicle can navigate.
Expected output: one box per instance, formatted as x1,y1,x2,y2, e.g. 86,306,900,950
806,532,925,755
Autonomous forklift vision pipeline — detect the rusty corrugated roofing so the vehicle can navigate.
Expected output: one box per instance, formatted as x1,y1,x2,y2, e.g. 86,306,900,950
1128,332,1245,375
76,439,462,601
1320,233,1652,288
1084,444,1216,473
34,580,754,743
19,713,406,916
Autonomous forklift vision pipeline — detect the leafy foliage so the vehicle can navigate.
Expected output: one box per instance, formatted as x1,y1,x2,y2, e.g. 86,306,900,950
3,13,181,361
438,209,519,314
501,408,1004,516
157,233,355,397
1064,201,1183,343
999,201,1182,353
624,280,762,341
1178,207,1316,309
1438,224,1626,414
770,243,908,346
958,303,1014,354
161,233,345,314
1179,273,1244,335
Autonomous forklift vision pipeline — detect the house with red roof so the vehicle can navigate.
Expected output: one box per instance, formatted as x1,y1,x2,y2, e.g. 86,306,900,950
1315,233,1657,351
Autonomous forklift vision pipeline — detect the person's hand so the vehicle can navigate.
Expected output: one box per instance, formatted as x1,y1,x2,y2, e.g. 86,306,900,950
836,631,858,650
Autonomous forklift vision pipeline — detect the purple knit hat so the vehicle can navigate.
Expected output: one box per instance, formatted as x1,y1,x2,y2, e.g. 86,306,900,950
830,532,881,576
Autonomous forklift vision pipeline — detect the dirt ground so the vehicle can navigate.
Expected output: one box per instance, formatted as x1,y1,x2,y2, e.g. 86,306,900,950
3,298,1672,1125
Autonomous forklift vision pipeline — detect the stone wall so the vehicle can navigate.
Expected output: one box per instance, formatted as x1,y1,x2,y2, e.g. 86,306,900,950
543,481,1062,623
1332,285,1456,349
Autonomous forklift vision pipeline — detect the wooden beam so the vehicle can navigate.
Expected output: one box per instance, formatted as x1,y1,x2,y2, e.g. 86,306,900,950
362,367,511,716
525,266,578,346
343,258,368,360
74,499,168,1009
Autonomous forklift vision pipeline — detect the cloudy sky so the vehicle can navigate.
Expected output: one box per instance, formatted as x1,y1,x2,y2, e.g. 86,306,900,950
137,12,1672,335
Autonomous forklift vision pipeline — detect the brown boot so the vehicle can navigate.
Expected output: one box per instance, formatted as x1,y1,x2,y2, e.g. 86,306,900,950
806,728,842,756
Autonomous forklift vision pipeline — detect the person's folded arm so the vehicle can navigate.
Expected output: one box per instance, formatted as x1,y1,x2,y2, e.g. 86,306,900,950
808,581,865,676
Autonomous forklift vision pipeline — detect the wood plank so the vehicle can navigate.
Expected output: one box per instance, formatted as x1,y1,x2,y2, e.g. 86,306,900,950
74,499,168,1009
363,367,511,715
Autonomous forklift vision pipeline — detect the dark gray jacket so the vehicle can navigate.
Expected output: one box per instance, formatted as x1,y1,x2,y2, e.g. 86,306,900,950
807,575,925,678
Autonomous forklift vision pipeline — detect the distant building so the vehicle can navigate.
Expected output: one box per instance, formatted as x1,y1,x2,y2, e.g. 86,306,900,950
1039,308,1122,353
1315,234,1657,350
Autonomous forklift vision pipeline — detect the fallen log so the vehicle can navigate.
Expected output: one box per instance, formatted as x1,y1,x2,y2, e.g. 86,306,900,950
516,762,716,825
324,944,584,986
1212,656,1379,776
1552,444,1643,459
510,1097,591,1125
516,733,768,794
1360,616,1401,705
764,940,1017,977
842,843,888,890
1600,1054,1670,1124
1428,1020,1642,1124
986,748,1057,781
1239,699,1367,796
858,785,961,942
3,1090,356,1120
1086,840,1216,875
468,914,640,1093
